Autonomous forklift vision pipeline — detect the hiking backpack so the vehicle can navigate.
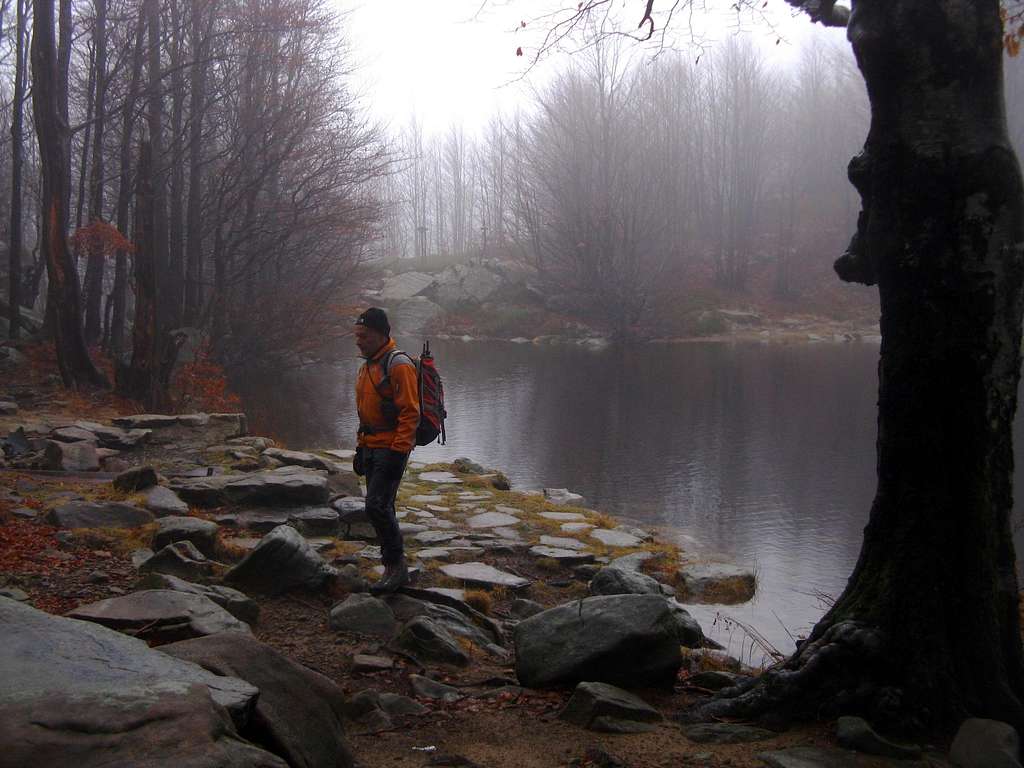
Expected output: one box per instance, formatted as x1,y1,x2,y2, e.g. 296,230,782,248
376,341,447,446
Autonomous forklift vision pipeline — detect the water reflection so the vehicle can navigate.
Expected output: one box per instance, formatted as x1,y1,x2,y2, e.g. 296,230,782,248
236,339,1022,659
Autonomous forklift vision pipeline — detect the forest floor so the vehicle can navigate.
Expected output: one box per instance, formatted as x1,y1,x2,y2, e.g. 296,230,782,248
0,343,962,768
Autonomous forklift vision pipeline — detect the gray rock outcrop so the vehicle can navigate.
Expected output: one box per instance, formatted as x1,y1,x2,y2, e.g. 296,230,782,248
950,718,1021,768
161,632,354,768
67,589,251,643
514,594,684,688
0,596,258,724
589,566,663,596
153,515,220,556
139,573,259,625
329,594,397,638
224,524,336,595
559,681,662,733
140,541,217,581
45,500,153,529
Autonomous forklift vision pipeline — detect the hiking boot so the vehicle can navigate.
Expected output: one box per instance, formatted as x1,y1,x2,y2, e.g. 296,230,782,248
369,560,409,595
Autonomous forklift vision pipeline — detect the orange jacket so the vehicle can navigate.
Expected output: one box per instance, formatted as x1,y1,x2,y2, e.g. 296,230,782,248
356,339,420,454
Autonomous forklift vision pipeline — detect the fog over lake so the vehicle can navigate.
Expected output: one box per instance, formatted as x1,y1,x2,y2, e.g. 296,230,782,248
241,338,1024,659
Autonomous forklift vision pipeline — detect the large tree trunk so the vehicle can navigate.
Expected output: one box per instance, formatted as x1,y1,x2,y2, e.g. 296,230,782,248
31,0,107,388
107,10,146,354
183,0,211,325
83,0,108,344
166,0,186,330
119,140,168,409
8,0,27,339
690,0,1024,737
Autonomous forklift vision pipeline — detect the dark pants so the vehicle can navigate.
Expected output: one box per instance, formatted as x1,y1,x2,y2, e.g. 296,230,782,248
364,448,409,566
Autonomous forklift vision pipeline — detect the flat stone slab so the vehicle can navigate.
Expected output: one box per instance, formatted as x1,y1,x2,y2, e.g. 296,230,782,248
144,486,189,516
440,562,530,590
425,518,457,529
590,529,643,547
416,547,484,561
467,511,520,529
494,505,521,515
45,501,154,529
323,449,356,460
539,535,588,551
262,447,336,472
426,504,450,513
560,681,662,731
457,493,493,502
544,488,584,505
418,472,463,484
415,531,461,544
399,522,430,534
530,546,596,565
540,511,586,522
561,522,595,534
608,552,655,571
425,587,466,601
677,563,756,604
0,596,257,724
410,495,444,503
67,589,252,642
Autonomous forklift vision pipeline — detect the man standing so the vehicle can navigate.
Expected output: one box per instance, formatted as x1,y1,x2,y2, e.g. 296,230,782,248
353,307,419,594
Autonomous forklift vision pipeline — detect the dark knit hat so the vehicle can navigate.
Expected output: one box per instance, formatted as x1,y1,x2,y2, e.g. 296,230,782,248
355,307,390,337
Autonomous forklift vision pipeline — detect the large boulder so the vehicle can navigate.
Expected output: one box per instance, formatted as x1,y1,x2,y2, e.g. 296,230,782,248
589,567,663,596
113,465,159,492
45,500,153,529
170,468,330,508
224,524,336,595
73,420,152,449
161,632,354,768
392,296,445,336
514,595,684,688
43,440,99,471
223,468,330,507
380,271,436,301
676,563,756,604
262,447,337,473
393,616,470,666
67,590,252,643
140,541,217,581
153,515,220,556
559,681,662,733
112,413,246,447
950,718,1020,768
145,485,191,516
139,573,259,625
0,681,287,768
0,596,258,725
329,594,397,638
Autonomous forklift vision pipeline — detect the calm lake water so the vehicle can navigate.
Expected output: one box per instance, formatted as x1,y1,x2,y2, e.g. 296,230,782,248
238,338,1024,661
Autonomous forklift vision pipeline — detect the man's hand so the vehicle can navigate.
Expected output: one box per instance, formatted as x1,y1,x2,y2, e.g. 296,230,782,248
353,446,365,476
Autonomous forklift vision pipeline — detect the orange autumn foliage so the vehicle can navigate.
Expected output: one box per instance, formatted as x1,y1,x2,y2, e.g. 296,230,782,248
70,220,134,257
171,341,242,414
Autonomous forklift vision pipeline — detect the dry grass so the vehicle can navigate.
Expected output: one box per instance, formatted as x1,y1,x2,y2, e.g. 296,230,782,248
72,523,157,554
464,589,493,615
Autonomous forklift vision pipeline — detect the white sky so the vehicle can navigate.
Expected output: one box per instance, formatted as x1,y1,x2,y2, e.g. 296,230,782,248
341,0,850,137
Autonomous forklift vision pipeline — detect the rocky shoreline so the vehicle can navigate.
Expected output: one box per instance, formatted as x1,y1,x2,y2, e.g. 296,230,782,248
0,401,1012,767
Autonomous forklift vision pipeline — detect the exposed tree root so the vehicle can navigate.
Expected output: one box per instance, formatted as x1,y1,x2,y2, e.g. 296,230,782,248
679,619,910,732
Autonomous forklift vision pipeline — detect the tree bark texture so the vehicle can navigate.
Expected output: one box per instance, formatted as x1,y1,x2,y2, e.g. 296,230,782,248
108,10,146,354
183,0,211,324
8,0,27,339
119,141,176,410
83,0,108,344
31,0,107,388
691,0,1024,736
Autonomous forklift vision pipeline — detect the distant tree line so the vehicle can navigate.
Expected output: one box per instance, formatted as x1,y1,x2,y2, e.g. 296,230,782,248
0,0,385,402
382,34,1024,335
